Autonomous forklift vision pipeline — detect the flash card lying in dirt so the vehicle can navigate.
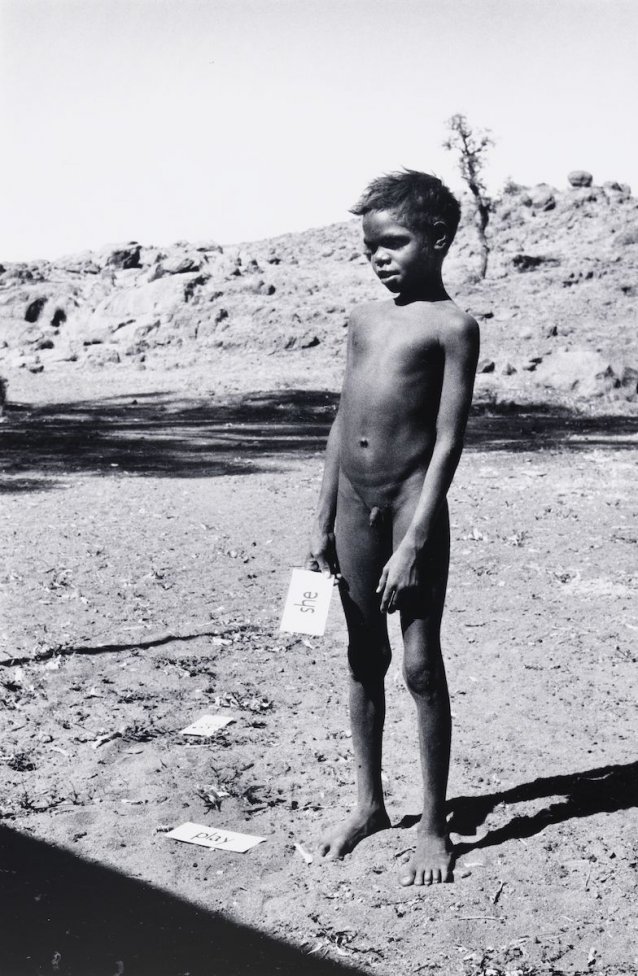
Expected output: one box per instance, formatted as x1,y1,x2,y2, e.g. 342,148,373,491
167,821,266,852
180,715,235,736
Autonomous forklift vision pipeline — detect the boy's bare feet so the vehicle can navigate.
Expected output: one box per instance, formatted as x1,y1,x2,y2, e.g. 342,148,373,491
318,805,390,859
399,827,454,885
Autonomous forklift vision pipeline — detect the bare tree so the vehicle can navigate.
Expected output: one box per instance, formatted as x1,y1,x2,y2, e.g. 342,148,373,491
443,114,493,278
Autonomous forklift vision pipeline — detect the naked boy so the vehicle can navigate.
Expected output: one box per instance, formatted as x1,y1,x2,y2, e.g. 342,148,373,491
306,171,479,885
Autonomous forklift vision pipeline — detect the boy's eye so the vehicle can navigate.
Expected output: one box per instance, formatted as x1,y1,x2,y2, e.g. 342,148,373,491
383,237,408,248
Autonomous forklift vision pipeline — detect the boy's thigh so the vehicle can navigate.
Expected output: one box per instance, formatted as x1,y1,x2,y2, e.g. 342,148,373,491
392,488,450,629
335,481,390,632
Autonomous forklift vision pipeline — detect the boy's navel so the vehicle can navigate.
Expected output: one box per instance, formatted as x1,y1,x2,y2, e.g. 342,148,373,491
359,437,369,447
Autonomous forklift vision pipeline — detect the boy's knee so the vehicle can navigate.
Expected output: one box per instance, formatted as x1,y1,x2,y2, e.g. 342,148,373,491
347,634,391,683
403,653,441,700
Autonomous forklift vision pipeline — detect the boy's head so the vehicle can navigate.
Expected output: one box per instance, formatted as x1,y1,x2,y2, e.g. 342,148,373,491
351,169,460,255
350,171,461,295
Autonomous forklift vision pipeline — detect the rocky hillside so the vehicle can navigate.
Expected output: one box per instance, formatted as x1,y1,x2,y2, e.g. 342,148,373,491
1,172,637,406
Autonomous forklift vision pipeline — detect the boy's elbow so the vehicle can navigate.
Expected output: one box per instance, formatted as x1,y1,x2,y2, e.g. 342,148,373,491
435,435,464,463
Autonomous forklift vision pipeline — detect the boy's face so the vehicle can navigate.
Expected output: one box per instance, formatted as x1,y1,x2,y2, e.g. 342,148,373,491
362,209,437,295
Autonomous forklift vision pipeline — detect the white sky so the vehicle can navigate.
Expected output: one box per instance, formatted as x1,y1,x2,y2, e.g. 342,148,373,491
1,0,637,261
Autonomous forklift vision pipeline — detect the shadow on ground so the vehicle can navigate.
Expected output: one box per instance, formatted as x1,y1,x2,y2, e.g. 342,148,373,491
444,760,638,855
0,391,636,488
0,623,260,669
0,825,364,976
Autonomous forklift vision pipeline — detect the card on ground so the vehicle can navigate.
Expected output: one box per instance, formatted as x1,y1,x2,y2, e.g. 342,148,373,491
180,714,235,736
280,568,334,636
167,821,266,852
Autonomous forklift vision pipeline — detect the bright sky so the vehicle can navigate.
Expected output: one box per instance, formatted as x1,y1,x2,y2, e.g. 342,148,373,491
1,0,637,261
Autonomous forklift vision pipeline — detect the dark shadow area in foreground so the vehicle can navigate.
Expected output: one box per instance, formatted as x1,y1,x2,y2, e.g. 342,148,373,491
439,760,638,855
0,391,636,487
0,826,364,976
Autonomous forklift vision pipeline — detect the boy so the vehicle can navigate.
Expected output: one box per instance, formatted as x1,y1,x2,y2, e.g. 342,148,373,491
306,171,479,886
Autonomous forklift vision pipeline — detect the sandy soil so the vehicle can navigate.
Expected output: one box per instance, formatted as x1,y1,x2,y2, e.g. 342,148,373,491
1,363,637,976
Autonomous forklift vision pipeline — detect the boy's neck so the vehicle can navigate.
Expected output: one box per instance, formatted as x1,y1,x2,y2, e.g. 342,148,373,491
395,270,448,305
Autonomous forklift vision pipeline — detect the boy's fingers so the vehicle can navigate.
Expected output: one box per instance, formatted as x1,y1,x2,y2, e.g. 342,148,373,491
376,567,389,594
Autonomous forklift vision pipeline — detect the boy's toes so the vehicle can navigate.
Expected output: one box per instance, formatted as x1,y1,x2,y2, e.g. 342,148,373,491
399,867,416,886
432,868,442,884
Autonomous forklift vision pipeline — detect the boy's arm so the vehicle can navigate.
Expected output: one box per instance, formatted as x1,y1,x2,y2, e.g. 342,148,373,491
377,314,480,612
305,409,341,576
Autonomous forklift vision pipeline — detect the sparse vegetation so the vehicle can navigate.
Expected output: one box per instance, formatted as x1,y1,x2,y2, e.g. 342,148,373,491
444,113,494,278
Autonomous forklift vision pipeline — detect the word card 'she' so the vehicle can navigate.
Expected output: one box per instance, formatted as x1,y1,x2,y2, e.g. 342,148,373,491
280,568,334,637
167,821,266,853
180,715,235,736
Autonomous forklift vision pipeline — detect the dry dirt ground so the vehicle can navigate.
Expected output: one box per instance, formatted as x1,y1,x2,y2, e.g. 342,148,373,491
1,362,637,976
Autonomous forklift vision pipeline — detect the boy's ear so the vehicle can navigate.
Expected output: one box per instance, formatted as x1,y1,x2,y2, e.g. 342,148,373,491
432,220,448,252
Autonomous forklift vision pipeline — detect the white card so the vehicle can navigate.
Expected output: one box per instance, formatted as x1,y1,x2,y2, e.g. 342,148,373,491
167,821,266,852
180,715,235,736
280,568,334,636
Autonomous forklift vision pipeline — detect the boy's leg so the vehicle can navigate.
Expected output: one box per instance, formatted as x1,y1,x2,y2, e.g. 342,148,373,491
394,497,453,885
318,475,392,858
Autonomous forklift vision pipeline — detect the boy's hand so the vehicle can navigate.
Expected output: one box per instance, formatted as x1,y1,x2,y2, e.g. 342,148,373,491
305,527,339,578
377,543,420,613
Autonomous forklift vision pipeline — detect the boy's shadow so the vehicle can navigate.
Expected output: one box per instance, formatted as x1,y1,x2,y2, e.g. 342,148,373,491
398,760,638,855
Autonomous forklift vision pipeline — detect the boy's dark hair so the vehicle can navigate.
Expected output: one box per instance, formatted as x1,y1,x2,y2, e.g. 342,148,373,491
350,169,461,250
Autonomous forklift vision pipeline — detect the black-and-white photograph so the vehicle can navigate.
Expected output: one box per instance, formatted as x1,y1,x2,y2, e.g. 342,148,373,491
1,2,637,974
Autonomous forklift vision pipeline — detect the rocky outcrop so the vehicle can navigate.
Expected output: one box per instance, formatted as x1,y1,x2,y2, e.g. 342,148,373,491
1,174,637,408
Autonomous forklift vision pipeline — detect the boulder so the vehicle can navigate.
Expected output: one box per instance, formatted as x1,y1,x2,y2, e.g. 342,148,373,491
88,274,204,332
156,254,204,276
568,170,593,188
614,226,638,246
534,348,618,397
618,365,638,397
105,244,142,270
602,181,631,202
528,184,556,211
512,253,560,272
54,252,102,275
24,297,48,322
87,346,121,367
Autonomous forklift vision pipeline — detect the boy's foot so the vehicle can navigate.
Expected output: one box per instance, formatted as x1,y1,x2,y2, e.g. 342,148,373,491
399,828,454,885
318,806,390,859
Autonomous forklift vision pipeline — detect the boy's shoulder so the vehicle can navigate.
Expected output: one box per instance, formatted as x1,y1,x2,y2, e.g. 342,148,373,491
435,301,480,347
348,300,381,325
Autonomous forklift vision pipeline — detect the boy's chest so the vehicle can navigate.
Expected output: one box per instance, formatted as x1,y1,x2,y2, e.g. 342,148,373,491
351,317,439,371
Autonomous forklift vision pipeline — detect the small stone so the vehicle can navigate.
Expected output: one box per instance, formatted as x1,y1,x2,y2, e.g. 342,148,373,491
477,358,495,374
502,362,517,375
